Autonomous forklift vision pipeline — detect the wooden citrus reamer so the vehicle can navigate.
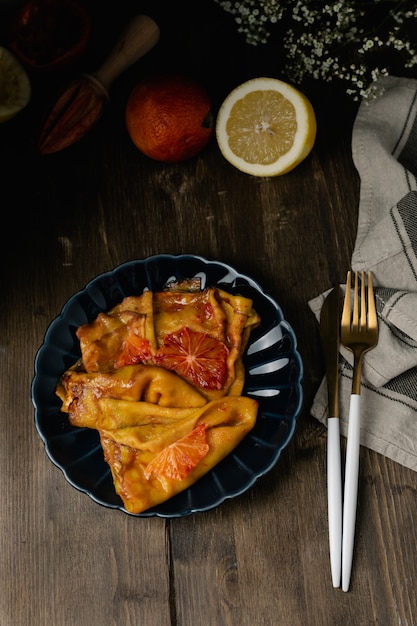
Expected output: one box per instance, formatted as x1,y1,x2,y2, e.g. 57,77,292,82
38,14,160,155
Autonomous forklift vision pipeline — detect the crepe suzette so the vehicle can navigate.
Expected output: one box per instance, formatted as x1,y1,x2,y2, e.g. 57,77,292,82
56,282,261,513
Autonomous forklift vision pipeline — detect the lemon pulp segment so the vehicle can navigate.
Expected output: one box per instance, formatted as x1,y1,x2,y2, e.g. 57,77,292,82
226,90,297,165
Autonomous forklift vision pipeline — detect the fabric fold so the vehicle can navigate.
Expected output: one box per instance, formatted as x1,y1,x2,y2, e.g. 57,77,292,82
310,76,417,471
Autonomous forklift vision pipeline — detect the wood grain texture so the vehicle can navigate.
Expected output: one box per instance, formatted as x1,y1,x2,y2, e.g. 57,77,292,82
1,1,417,625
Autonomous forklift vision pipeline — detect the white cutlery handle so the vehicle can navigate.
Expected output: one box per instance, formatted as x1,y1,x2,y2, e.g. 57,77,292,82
328,416,342,588
342,393,361,592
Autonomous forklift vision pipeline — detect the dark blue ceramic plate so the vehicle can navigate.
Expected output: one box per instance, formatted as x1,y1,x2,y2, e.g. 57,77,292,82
31,255,303,518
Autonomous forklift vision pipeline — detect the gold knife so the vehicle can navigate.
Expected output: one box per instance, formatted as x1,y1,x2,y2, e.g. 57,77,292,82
320,285,343,588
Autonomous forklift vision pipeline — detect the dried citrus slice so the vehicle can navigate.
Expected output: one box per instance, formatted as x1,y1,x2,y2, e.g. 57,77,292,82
0,47,31,123
215,77,316,176
153,327,229,390
144,424,209,480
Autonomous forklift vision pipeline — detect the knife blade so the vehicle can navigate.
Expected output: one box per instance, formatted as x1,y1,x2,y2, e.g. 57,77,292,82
320,285,343,588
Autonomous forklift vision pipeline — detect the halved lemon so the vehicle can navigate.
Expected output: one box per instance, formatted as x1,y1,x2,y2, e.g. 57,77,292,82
0,47,31,124
215,77,317,177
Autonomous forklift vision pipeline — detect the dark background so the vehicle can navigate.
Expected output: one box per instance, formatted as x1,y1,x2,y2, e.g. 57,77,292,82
0,0,358,270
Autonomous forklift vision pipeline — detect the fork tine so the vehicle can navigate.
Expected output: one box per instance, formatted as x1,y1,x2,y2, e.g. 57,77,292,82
341,270,352,331
367,272,377,329
352,271,360,330
360,272,366,331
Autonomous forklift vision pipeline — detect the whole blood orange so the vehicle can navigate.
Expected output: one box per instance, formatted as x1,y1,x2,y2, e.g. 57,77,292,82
125,73,213,163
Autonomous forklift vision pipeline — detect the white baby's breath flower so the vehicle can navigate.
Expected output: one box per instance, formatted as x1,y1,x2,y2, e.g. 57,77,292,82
214,0,417,99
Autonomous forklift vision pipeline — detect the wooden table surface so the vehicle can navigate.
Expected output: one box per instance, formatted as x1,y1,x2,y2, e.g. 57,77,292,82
2,2,417,625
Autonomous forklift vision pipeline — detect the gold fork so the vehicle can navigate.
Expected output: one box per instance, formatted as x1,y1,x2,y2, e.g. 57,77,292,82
340,270,378,592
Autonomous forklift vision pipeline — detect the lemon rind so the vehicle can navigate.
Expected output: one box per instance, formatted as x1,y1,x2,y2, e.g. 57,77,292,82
0,46,31,123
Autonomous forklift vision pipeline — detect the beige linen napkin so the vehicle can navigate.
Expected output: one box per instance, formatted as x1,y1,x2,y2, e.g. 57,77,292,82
310,75,417,471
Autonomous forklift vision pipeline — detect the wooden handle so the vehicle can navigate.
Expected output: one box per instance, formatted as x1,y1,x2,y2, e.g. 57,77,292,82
94,15,160,91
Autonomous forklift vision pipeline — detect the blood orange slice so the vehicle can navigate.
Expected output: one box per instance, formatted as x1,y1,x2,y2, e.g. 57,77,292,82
114,332,152,368
153,327,229,390
144,423,209,480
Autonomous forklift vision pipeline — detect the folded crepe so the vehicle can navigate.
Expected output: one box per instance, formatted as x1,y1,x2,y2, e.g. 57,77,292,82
98,395,258,514
75,287,260,400
56,285,261,513
57,364,207,428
